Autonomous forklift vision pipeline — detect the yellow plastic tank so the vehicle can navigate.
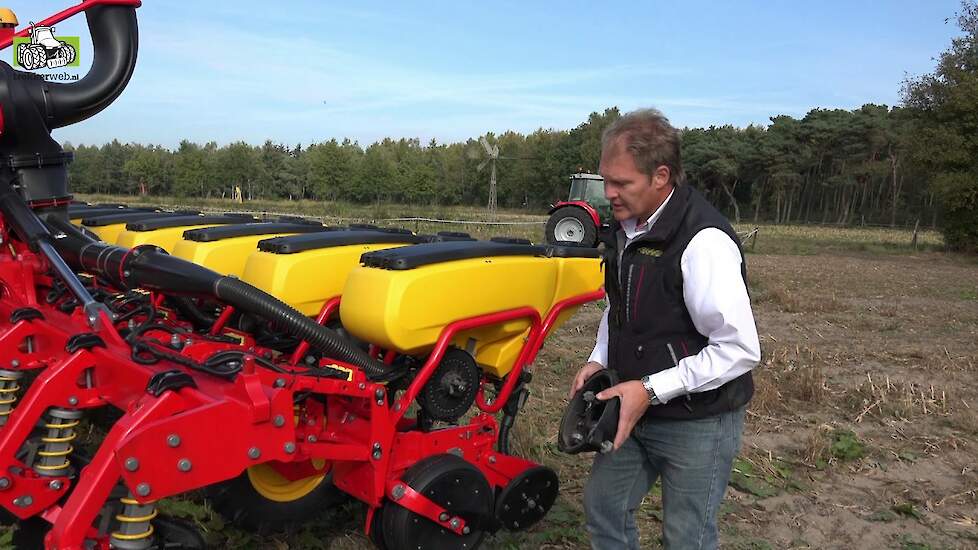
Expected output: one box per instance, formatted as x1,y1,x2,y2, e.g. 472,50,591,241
340,242,603,378
240,230,428,316
115,214,257,252
170,221,328,277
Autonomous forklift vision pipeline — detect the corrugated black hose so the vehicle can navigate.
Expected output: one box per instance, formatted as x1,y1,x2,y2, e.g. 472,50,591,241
44,217,396,382
212,277,395,382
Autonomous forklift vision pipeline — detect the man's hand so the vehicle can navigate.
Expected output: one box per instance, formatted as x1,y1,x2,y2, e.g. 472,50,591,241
568,361,604,400
596,380,651,451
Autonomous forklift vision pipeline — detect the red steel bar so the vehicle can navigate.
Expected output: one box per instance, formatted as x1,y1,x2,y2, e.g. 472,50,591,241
0,0,143,50
288,296,341,365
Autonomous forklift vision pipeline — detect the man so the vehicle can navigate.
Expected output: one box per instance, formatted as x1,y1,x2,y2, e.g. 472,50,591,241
568,108,760,550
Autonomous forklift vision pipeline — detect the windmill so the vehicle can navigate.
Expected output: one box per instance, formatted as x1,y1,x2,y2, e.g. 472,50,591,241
476,136,500,218
470,136,539,219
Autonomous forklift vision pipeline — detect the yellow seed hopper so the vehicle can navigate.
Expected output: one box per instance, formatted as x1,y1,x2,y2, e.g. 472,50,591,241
115,214,258,252
170,221,330,277
340,241,604,378
80,210,199,243
240,229,432,316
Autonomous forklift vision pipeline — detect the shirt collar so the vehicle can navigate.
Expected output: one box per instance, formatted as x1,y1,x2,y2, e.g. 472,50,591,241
621,188,675,240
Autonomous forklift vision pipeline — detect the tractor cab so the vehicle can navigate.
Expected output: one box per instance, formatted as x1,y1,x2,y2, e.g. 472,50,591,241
568,172,608,208
544,173,609,247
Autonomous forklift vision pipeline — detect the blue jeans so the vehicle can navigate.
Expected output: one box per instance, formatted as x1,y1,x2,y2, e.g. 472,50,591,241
583,406,745,550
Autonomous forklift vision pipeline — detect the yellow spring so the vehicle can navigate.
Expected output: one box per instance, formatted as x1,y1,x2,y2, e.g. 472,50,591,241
112,497,157,542
40,434,76,444
37,446,74,457
45,420,80,429
34,415,79,471
0,376,19,419
35,461,71,471
110,525,155,541
115,510,158,523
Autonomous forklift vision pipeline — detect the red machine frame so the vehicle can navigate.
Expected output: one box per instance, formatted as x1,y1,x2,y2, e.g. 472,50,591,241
0,2,606,549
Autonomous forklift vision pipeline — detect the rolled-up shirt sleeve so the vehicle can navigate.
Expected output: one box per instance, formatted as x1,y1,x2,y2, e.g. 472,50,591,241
646,228,761,404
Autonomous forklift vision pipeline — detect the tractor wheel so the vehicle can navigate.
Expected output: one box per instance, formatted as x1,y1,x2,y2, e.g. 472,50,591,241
58,44,76,66
545,206,597,247
207,461,347,533
18,44,47,71
380,454,492,550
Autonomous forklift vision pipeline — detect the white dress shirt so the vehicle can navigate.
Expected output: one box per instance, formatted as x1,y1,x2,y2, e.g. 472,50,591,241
587,189,761,404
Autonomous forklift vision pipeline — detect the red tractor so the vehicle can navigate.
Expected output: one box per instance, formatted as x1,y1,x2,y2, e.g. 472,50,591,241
544,173,609,247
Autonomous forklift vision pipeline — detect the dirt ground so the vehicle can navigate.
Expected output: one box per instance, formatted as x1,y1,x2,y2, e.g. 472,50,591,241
501,249,978,550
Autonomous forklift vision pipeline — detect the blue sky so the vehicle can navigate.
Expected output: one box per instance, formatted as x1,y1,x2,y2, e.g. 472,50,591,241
7,1,965,148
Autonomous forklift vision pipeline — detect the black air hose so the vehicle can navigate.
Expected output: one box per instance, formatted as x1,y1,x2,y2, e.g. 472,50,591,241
213,277,392,381
43,5,140,129
165,296,216,332
45,218,394,381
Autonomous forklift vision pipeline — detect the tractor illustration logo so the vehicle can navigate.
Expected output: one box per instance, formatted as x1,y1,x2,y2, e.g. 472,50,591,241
14,24,79,70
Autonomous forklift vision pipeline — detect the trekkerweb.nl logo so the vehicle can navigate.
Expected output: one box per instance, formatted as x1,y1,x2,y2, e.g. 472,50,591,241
13,23,80,81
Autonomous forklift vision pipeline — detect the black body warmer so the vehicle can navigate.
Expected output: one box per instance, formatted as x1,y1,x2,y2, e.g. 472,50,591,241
600,185,754,420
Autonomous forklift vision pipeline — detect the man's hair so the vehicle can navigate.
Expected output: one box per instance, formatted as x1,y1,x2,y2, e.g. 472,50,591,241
601,108,685,186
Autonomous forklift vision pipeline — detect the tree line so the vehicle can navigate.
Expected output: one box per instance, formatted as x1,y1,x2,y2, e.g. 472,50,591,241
64,1,978,250
61,106,934,226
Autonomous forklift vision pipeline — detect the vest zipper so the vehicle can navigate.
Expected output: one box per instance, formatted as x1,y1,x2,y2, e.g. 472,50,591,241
625,264,634,325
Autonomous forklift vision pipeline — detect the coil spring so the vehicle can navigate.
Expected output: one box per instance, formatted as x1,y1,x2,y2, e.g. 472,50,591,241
110,494,157,550
33,408,83,477
0,369,23,427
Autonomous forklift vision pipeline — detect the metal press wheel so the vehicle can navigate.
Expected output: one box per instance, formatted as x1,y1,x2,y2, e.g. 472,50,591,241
378,454,493,550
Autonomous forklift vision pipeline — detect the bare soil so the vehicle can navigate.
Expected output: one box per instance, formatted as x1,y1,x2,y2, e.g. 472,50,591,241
503,250,978,550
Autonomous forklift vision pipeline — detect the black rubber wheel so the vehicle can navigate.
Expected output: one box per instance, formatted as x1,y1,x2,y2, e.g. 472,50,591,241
369,505,388,550
545,207,597,247
495,465,559,531
206,466,347,534
153,515,207,549
381,454,492,550
9,517,48,549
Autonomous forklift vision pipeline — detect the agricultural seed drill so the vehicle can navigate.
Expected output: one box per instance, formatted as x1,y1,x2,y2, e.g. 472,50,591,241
0,2,605,549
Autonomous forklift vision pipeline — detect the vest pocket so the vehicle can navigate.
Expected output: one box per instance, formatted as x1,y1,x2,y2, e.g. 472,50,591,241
612,332,679,382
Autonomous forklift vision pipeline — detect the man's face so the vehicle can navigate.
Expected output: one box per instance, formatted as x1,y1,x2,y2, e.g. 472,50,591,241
600,137,672,222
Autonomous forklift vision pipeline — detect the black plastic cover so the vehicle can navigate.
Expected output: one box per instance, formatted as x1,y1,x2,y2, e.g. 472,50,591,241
361,240,548,270
81,211,184,227
68,206,151,219
182,222,329,242
10,307,44,323
146,370,198,396
65,333,107,353
418,232,477,243
490,236,533,245
275,215,328,226
125,215,258,231
546,245,601,258
257,230,426,254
